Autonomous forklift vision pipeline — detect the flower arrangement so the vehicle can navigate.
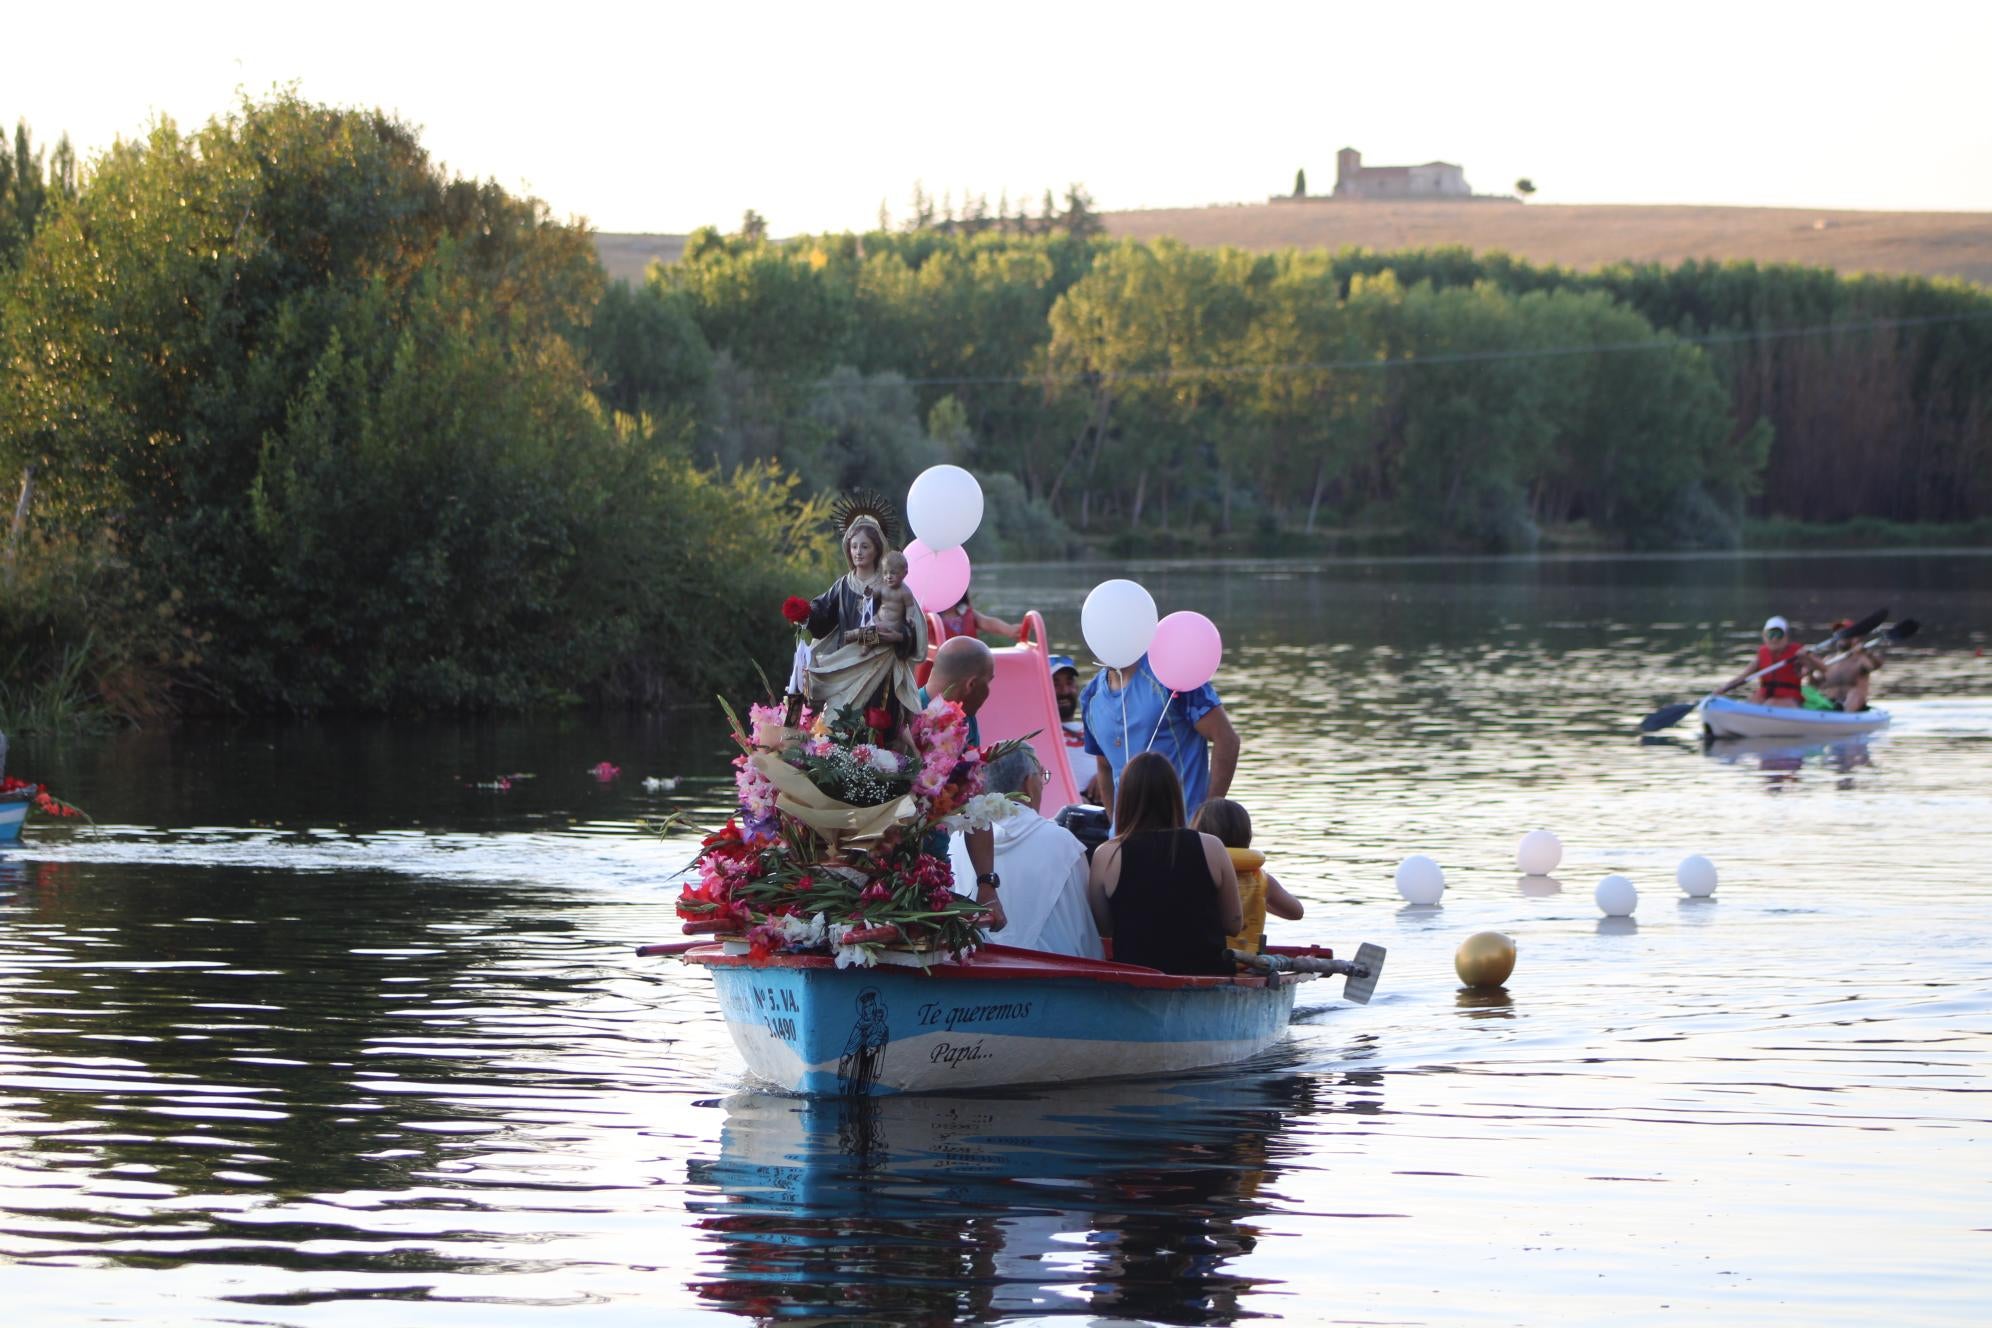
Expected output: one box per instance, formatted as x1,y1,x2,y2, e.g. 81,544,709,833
677,694,1028,967
0,774,88,821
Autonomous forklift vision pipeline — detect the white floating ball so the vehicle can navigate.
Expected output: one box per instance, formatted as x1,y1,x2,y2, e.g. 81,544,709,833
1394,854,1445,905
1594,874,1638,917
1676,854,1719,897
1516,829,1563,877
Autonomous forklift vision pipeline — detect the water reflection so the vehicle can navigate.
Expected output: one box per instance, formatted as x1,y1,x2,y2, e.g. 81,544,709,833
1676,898,1719,925
686,1074,1351,1323
1518,874,1563,896
1454,988,1515,1018
0,861,709,1301
1703,733,1876,790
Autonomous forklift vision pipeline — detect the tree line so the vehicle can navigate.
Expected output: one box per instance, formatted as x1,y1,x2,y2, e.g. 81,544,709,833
593,216,1991,553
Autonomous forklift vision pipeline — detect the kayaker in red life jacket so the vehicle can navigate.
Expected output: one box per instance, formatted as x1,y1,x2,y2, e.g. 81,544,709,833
1719,615,1824,707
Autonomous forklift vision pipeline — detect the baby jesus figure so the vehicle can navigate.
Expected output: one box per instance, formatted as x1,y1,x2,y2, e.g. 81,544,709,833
866,550,921,645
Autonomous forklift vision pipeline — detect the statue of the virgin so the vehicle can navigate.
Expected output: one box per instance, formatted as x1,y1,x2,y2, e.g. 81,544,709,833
801,492,928,723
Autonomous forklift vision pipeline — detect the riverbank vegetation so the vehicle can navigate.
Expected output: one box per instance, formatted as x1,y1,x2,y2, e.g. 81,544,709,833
0,97,830,727
4,94,1987,725
611,222,1989,560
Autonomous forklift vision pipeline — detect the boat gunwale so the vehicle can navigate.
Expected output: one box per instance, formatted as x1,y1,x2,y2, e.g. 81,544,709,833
681,941,1325,992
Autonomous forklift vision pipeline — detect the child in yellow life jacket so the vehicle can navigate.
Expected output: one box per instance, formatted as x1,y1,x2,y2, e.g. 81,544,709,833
1191,799,1304,955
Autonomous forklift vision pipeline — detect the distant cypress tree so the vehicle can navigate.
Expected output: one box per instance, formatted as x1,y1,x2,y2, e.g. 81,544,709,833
1294,168,1307,197
1,121,77,270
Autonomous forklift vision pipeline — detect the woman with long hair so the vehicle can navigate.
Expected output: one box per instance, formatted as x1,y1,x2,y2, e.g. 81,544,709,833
1086,752,1243,975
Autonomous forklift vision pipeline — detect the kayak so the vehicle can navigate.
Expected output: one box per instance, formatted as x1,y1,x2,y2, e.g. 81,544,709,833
675,940,1378,1097
1702,695,1890,740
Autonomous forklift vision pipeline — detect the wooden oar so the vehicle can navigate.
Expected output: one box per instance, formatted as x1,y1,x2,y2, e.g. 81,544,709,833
637,939,709,959
1638,606,1887,733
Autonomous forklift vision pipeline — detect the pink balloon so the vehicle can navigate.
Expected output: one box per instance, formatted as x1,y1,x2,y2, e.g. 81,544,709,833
902,539,972,613
1148,611,1222,692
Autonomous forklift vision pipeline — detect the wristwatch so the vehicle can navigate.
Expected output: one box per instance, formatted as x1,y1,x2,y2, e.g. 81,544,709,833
974,872,1001,892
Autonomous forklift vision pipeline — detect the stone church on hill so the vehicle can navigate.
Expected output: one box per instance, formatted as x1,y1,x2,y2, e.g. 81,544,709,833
1333,147,1470,199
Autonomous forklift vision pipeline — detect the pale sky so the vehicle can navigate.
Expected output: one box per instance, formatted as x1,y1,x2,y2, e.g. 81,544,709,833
7,0,1989,234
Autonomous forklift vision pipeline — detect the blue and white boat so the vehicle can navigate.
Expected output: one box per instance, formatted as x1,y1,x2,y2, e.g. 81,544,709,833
1701,695,1890,740
673,941,1381,1097
0,789,32,842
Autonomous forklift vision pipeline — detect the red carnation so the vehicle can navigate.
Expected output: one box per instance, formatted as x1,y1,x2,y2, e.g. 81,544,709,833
782,596,811,626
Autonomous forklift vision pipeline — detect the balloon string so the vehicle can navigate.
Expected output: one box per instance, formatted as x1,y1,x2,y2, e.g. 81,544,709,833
1144,691,1176,753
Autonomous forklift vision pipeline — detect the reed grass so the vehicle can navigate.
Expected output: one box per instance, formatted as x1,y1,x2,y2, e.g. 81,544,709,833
0,640,110,735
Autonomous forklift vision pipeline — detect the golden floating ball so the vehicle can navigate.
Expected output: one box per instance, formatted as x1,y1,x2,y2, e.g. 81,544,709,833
1454,931,1518,989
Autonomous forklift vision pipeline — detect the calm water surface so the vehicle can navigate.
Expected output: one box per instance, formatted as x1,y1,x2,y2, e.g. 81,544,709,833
2,552,1989,1325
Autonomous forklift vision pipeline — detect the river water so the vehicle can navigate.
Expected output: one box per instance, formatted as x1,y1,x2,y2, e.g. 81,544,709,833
2,552,1988,1325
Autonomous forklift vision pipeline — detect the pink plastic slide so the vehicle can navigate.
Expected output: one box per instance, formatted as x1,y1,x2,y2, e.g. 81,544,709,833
924,610,1085,810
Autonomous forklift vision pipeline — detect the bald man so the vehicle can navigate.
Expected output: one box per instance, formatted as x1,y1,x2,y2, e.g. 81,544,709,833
922,637,996,744
918,636,1006,932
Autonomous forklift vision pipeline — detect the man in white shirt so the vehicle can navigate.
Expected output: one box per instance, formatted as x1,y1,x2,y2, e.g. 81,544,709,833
950,746,1103,959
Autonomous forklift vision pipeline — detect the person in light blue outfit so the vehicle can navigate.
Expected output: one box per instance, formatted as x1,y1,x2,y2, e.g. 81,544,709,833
1080,655,1239,823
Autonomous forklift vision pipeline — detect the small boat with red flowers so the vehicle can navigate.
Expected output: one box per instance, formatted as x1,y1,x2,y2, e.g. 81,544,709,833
641,625,1386,1099
0,776,85,841
642,610,1383,1097
0,787,30,842
651,513,1384,1095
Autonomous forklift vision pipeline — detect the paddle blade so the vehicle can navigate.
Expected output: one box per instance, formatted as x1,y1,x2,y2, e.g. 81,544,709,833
1885,618,1919,643
1639,701,1697,733
1343,942,1386,1005
1839,606,1889,643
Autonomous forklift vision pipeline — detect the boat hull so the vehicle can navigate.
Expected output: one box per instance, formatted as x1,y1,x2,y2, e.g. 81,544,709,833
691,944,1303,1096
1702,696,1890,739
0,795,28,843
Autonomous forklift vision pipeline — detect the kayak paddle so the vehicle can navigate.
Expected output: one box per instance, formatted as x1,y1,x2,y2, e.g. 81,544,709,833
1819,618,1917,665
1638,606,1888,733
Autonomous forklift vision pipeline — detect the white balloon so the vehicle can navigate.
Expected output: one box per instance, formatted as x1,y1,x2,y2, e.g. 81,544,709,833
1595,874,1638,917
1676,854,1719,897
1394,854,1445,905
1517,829,1563,876
1080,579,1159,669
905,465,984,553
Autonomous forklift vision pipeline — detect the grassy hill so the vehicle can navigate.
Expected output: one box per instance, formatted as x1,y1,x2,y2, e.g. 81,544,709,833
594,232,687,285
1099,199,1992,285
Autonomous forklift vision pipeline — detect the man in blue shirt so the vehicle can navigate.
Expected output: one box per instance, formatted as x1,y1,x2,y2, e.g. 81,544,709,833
1080,655,1240,821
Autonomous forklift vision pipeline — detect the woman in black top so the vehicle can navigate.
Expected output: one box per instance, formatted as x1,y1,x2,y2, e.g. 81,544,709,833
1087,753,1244,975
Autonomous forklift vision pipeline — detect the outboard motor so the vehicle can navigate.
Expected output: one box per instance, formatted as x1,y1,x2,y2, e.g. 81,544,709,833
1053,803,1110,857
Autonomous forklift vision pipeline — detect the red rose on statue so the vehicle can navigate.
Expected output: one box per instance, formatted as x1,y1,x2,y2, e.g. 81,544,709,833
864,707,894,736
781,596,811,626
